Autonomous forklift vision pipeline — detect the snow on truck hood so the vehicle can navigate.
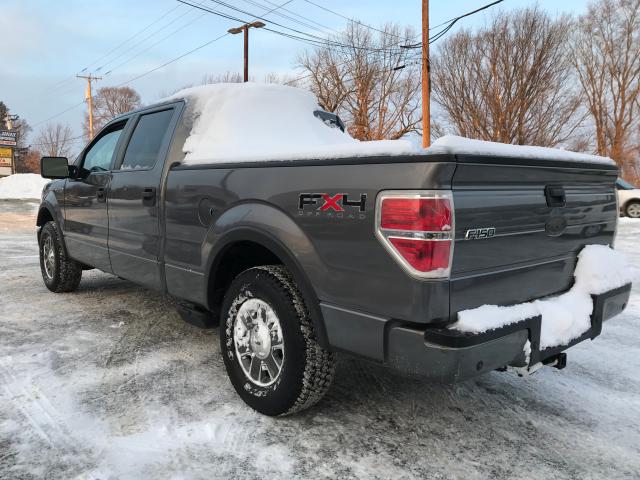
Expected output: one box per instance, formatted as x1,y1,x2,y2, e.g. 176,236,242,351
167,83,420,164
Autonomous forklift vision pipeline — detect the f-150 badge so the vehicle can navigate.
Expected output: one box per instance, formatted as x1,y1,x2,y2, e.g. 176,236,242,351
465,227,496,240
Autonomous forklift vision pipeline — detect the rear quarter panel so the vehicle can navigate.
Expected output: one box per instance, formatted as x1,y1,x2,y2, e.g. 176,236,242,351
163,157,456,324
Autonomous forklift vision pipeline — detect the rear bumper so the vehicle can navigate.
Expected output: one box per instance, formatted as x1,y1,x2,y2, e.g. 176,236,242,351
386,283,632,382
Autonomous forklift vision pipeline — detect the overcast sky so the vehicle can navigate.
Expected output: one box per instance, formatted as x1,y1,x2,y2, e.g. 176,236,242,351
2,0,588,143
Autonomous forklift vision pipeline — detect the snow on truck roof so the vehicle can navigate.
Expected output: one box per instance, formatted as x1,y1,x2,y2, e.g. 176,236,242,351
167,83,419,165
166,84,614,166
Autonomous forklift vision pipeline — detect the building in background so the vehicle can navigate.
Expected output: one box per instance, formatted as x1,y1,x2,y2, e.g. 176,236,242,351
0,129,17,177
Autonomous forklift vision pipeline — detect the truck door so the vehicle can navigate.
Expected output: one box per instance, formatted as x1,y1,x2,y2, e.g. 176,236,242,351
107,107,178,290
64,121,128,272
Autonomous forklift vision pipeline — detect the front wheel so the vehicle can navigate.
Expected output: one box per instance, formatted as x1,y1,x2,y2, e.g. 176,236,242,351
220,265,335,416
39,221,83,293
625,201,640,218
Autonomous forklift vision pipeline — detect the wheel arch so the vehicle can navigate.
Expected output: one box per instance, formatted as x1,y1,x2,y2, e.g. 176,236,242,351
36,206,54,227
622,197,640,213
36,203,68,255
205,228,330,349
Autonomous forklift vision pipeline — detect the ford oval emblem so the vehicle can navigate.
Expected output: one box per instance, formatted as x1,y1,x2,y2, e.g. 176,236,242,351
545,215,567,237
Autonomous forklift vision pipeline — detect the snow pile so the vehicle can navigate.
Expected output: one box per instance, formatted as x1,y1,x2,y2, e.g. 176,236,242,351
429,135,614,165
167,83,420,164
0,173,49,200
450,245,633,349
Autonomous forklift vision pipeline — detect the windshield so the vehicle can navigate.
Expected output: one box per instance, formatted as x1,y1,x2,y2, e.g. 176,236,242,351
617,179,637,190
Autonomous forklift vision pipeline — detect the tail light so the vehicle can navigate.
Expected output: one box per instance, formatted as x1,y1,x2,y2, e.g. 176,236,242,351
375,191,454,279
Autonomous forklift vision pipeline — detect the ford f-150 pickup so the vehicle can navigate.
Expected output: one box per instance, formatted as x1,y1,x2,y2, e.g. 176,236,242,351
36,84,631,416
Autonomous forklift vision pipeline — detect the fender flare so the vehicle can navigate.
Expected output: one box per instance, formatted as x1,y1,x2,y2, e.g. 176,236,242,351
36,202,69,256
204,216,331,349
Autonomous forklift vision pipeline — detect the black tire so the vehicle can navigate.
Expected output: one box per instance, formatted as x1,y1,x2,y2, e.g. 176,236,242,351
39,221,82,293
220,265,335,416
625,201,640,218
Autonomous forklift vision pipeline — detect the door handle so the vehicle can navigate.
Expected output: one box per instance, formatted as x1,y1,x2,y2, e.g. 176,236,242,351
96,187,106,203
142,187,156,206
545,185,566,208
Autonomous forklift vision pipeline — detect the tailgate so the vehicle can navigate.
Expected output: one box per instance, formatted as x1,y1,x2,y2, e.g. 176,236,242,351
450,155,618,314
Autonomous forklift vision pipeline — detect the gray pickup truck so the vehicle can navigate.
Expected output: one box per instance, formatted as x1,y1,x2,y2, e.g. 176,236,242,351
37,89,631,416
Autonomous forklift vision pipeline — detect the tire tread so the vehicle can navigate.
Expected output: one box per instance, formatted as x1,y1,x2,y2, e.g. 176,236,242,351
40,221,82,293
221,264,334,415
253,265,335,415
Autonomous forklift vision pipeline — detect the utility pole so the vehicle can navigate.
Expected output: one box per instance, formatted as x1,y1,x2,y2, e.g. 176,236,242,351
422,0,430,148
228,21,266,82
77,74,101,140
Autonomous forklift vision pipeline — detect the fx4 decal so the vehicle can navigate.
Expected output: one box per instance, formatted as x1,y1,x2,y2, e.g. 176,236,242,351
298,193,367,219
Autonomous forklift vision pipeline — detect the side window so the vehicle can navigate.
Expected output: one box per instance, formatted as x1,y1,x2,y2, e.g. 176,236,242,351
120,109,174,170
83,126,125,172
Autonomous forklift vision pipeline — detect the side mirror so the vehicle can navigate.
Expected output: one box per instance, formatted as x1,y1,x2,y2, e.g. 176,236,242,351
41,156,70,179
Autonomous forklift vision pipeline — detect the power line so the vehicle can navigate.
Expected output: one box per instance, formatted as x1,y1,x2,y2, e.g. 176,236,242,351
300,0,506,52
104,11,209,76
116,0,295,87
241,0,340,36
282,45,419,87
205,0,401,52
31,101,86,129
83,4,184,72
31,4,207,127
90,7,198,74
301,0,406,39
205,0,349,44
243,0,418,64
402,0,505,48
38,4,185,97
116,32,229,87
279,18,460,88
180,0,403,53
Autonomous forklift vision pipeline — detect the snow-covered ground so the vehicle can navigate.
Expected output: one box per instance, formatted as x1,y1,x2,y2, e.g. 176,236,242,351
1,202,639,479
0,174,49,200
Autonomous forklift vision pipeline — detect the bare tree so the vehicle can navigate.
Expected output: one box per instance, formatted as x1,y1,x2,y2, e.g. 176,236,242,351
15,148,42,174
157,71,302,100
0,101,7,125
201,71,299,85
432,8,581,147
85,86,142,136
201,71,244,84
36,123,74,158
0,102,31,151
572,0,640,178
298,23,422,141
263,72,301,86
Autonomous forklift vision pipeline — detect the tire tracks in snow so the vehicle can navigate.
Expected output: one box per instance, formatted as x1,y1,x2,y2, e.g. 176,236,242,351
0,357,96,471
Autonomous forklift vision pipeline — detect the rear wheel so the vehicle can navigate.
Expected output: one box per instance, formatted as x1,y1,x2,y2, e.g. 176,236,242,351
39,221,82,293
625,201,640,218
220,265,335,416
